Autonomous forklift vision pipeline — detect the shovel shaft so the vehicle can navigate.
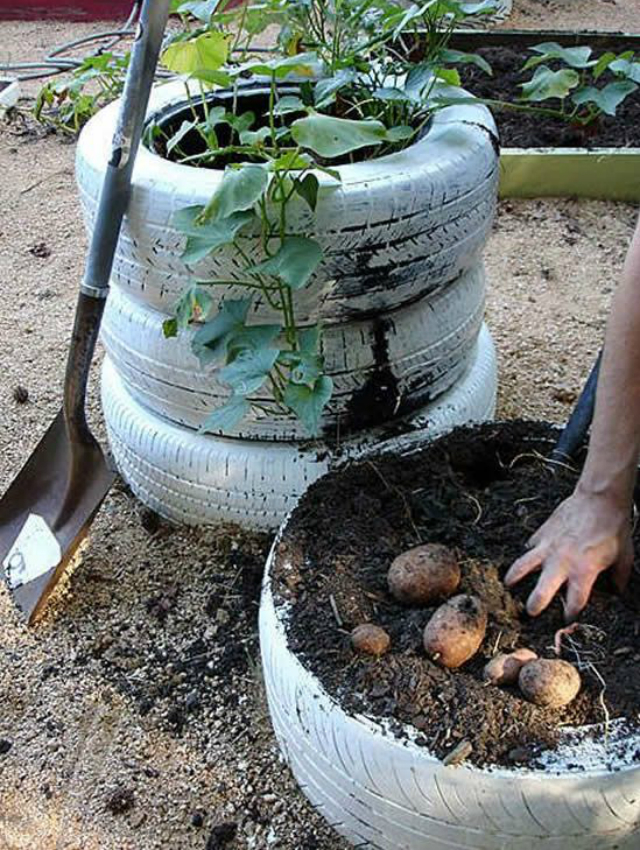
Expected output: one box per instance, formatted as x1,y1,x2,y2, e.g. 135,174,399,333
58,0,170,519
81,0,170,300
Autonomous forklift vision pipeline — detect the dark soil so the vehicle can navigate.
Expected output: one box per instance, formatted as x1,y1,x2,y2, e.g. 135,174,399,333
272,421,640,768
458,44,640,148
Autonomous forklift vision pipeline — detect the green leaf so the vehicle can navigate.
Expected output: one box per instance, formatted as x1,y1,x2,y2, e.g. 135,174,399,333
163,317,178,339
313,69,357,108
272,95,306,115
247,237,323,289
299,324,321,354
227,111,255,134
236,52,318,80
439,48,492,76
172,284,214,332
162,31,229,76
226,324,282,358
176,0,221,22
293,173,320,211
173,207,254,264
270,151,312,171
219,348,280,394
166,119,197,155
192,68,232,87
519,66,580,101
435,68,462,87
572,80,638,116
239,126,272,145
205,165,269,221
291,114,388,158
290,351,324,388
191,298,253,366
385,125,414,142
199,396,251,434
610,57,640,83
523,42,595,72
592,51,617,80
284,375,333,436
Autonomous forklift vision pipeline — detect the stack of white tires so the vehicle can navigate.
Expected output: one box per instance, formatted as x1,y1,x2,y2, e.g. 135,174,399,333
76,81,499,529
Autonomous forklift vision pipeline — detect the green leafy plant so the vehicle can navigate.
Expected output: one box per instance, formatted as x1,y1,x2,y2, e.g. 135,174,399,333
156,1,496,436
35,52,129,133
518,42,639,125
36,0,496,436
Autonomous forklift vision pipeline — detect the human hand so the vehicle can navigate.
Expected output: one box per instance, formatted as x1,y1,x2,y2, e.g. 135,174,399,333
504,487,634,620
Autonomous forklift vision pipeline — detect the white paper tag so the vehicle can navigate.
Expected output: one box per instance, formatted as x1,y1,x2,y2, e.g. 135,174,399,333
2,514,61,590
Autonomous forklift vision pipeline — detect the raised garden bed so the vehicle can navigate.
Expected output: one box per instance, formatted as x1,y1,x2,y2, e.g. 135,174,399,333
450,29,640,200
261,420,640,849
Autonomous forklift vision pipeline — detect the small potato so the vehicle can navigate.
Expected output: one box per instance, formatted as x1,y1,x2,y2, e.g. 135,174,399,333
423,594,487,669
351,624,391,657
388,544,460,607
518,659,582,708
483,648,538,686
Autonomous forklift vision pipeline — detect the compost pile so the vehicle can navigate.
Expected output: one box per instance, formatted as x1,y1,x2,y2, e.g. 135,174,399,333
272,422,640,767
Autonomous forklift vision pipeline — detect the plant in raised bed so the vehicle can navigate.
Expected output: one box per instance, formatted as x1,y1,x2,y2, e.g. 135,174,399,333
518,42,639,130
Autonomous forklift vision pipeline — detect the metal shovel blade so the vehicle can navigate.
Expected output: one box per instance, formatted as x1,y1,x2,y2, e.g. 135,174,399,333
0,410,115,623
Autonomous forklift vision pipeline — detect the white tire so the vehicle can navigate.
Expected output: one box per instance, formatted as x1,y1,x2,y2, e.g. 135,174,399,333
259,523,640,850
101,324,497,529
101,264,486,440
76,81,498,323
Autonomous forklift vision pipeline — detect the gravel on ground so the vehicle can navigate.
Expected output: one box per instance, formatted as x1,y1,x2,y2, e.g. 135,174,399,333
0,9,639,850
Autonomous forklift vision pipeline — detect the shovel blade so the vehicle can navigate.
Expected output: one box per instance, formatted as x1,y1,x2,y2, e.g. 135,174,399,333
0,410,115,622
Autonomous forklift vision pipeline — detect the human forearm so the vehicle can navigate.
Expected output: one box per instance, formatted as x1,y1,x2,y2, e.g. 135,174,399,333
579,215,640,507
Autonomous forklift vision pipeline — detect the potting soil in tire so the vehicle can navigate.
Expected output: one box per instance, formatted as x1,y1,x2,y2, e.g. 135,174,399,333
271,421,640,768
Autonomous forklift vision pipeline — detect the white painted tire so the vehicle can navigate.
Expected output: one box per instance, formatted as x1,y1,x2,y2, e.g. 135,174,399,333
259,511,640,850
76,81,498,323
101,264,486,440
101,325,497,529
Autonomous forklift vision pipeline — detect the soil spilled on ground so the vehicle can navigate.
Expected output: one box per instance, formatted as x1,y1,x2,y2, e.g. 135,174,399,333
458,43,640,149
272,422,640,768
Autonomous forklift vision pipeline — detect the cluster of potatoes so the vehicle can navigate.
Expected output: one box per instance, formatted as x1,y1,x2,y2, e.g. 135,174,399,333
351,543,582,709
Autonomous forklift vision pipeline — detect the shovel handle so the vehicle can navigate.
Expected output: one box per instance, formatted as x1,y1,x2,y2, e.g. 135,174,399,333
551,350,602,463
63,0,170,442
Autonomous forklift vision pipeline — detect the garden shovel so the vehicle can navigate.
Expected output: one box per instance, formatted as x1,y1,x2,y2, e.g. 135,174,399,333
0,0,170,624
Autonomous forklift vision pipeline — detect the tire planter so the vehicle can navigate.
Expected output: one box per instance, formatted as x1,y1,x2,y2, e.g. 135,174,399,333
101,324,496,529
259,444,640,850
77,80,499,525
101,263,487,440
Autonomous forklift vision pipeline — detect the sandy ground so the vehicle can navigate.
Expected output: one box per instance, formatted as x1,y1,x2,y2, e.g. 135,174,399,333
0,9,639,850
502,0,640,30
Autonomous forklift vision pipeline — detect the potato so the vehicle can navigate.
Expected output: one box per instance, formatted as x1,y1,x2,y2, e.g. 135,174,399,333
388,544,460,607
518,659,582,708
423,594,487,668
351,624,391,657
483,648,538,686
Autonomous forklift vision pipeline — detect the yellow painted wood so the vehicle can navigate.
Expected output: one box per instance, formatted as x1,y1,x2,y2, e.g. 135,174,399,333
499,148,640,202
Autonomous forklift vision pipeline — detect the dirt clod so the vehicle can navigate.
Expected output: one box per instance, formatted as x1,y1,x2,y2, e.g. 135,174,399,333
12,385,29,403
206,822,237,849
106,787,135,815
